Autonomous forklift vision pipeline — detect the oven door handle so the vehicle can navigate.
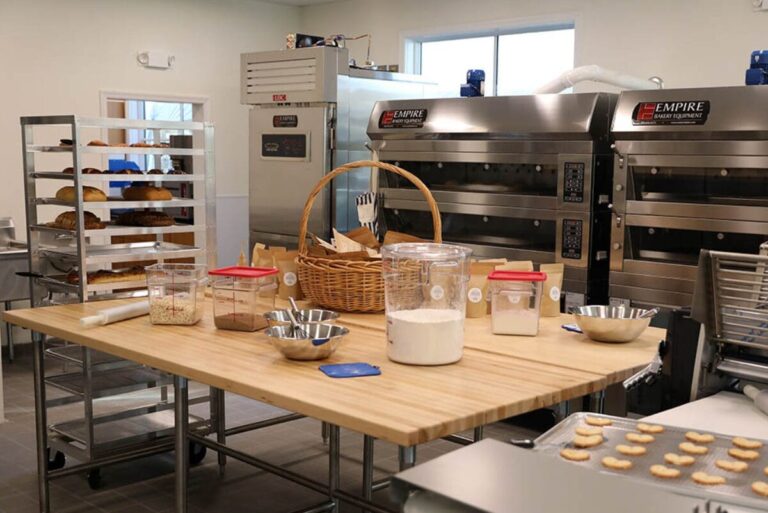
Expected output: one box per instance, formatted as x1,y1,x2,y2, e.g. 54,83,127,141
611,144,625,168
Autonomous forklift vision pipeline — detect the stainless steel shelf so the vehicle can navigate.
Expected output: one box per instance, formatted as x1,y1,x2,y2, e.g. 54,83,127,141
31,223,203,237
41,275,146,294
31,172,203,182
26,145,205,156
45,344,125,368
49,410,205,456
36,197,204,209
21,114,208,131
41,241,202,264
45,367,170,398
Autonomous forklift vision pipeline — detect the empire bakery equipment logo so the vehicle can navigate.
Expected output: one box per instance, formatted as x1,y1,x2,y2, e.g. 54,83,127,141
632,100,710,126
379,109,428,129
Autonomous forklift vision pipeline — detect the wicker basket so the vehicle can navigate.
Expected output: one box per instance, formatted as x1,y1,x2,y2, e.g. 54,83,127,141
297,160,442,312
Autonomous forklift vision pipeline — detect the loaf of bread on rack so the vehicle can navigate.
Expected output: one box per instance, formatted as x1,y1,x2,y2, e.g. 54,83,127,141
66,266,146,285
55,186,107,202
113,169,141,174
115,210,175,227
147,168,164,175
87,139,109,147
122,186,173,201
50,211,105,230
130,141,153,147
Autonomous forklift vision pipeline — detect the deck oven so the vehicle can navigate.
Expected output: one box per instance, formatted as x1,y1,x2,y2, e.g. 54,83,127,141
610,86,768,309
368,93,616,306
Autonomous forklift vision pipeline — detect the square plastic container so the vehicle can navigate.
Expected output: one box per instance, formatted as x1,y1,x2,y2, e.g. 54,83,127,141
146,264,208,325
209,266,278,331
488,271,547,336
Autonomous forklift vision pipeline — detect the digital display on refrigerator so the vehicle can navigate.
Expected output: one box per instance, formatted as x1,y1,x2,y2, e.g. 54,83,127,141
261,134,307,159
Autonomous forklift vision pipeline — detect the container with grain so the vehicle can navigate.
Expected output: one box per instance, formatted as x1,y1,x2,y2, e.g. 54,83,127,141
146,264,208,325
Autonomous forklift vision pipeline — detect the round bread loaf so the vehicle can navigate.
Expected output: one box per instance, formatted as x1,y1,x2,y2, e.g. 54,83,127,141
52,211,105,230
122,186,172,201
115,210,174,227
55,186,107,202
87,139,109,147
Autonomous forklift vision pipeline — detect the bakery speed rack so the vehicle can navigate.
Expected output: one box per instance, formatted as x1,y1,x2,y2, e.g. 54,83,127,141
19,115,219,492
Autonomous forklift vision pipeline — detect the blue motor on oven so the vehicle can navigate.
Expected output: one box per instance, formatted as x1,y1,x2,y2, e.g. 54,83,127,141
746,50,768,85
460,69,485,97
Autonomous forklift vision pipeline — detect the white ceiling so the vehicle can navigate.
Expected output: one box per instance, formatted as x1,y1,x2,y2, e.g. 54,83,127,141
262,0,339,5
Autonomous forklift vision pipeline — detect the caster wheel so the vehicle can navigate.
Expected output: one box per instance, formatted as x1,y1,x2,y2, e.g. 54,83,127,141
87,468,103,490
189,442,207,465
47,449,65,471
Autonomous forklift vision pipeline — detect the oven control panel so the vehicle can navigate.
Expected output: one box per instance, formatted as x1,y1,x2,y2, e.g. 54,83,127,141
562,219,583,259
563,162,585,203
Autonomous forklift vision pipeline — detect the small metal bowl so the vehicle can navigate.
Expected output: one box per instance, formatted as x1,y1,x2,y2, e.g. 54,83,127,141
264,323,349,360
571,305,658,343
263,309,340,328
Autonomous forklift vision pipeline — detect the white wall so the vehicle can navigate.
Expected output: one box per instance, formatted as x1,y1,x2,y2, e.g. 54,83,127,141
300,0,766,91
0,0,300,263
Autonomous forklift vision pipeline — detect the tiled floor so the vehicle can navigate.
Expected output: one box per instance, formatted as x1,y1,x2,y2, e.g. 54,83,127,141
0,345,536,513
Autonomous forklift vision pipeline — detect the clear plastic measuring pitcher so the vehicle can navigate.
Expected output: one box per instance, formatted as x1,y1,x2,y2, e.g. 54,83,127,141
381,243,472,365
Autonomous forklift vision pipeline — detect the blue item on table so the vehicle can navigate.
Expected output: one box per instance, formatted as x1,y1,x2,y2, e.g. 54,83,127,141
319,362,381,378
561,323,583,334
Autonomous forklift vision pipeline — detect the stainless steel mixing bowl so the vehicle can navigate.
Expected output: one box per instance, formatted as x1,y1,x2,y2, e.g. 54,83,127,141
571,305,658,343
264,323,349,360
263,309,340,329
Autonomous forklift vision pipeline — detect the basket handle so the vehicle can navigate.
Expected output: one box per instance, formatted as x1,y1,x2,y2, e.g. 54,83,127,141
298,160,442,253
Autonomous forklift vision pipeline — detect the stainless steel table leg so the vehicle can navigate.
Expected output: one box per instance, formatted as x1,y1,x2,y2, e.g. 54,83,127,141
321,421,329,445
398,446,416,471
328,424,340,512
362,435,374,505
32,332,49,512
473,426,484,442
592,390,606,414
215,388,226,475
3,301,14,362
174,376,189,513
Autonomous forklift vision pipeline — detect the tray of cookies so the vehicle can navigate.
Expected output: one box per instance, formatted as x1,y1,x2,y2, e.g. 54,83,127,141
534,412,768,502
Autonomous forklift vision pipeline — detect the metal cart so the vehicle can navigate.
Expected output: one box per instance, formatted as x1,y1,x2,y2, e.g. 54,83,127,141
20,115,219,497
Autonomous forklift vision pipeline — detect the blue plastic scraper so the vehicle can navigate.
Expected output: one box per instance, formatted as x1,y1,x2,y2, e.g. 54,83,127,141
319,363,381,378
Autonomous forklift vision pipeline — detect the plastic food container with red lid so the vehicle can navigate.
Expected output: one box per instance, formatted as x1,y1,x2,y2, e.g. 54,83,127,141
209,266,278,331
488,271,547,336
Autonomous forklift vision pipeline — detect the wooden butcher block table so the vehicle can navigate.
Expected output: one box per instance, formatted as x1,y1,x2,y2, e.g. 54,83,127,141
6,298,607,446
5,298,663,513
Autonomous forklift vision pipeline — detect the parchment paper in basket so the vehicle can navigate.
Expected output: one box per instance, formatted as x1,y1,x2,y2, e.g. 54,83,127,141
80,301,149,328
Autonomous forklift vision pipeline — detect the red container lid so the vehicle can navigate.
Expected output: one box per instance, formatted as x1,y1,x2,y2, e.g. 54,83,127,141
209,266,278,278
488,270,547,282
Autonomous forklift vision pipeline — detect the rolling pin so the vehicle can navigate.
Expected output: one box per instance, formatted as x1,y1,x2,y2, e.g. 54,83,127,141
744,384,768,415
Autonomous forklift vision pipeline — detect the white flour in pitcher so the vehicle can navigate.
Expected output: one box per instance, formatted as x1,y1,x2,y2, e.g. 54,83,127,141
386,308,464,365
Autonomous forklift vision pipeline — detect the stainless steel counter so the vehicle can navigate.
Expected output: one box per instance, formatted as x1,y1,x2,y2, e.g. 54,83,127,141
391,439,765,513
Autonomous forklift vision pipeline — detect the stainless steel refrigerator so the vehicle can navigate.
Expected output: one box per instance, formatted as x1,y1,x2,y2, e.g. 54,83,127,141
241,46,436,248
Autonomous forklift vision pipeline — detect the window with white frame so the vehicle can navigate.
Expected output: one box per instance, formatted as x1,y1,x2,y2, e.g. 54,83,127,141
413,26,575,96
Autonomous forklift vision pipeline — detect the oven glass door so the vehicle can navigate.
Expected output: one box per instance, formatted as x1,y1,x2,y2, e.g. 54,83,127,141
382,206,556,263
381,160,558,197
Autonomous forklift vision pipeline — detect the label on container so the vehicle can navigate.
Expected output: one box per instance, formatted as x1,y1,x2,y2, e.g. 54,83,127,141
430,285,445,301
506,293,521,304
467,287,483,304
549,286,561,302
283,272,297,286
